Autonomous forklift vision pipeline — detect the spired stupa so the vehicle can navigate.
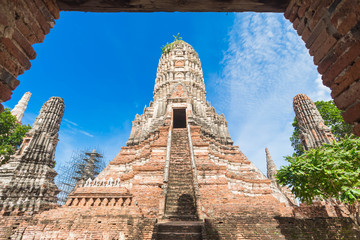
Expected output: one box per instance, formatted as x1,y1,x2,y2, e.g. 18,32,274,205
3,40,359,239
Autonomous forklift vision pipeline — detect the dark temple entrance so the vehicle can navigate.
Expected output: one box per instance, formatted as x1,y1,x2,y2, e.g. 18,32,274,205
173,109,187,128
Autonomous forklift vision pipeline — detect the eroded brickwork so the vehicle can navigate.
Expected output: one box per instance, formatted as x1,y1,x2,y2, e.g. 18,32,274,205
285,0,360,136
293,93,336,150
0,0,59,111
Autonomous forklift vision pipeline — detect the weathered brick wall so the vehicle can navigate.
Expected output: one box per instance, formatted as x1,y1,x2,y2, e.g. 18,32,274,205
190,125,294,220
285,0,360,135
10,207,156,240
205,216,360,239
0,215,33,239
0,0,59,111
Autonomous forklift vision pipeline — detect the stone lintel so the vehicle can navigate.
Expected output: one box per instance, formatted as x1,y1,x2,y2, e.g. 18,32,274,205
56,0,290,12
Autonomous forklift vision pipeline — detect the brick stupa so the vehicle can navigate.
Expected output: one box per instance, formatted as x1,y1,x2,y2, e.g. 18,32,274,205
4,41,359,239
293,93,336,151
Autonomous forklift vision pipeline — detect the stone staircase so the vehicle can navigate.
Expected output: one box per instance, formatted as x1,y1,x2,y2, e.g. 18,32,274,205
155,221,204,240
164,128,197,220
154,128,206,240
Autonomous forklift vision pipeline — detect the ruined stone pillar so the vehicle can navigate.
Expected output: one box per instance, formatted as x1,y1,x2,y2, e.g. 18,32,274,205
265,147,277,182
10,91,31,122
293,94,336,151
0,97,64,214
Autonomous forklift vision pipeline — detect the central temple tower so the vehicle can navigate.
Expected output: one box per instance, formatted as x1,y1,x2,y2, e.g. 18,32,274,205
8,40,358,240
126,40,232,147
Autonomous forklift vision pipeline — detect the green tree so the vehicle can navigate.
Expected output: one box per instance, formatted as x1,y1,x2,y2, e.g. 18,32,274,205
277,136,360,226
291,100,353,156
0,108,31,165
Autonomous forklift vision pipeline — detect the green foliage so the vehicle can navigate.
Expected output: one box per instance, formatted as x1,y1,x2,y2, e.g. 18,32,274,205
291,100,353,156
0,108,31,165
161,33,183,54
278,136,360,225
290,117,304,157
315,100,353,139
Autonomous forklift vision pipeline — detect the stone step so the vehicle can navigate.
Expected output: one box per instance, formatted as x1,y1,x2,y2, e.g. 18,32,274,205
156,232,202,240
168,176,192,179
165,202,196,208
164,209,197,216
166,192,195,197
167,177,193,181
166,192,194,197
157,221,202,232
167,185,194,189
166,188,194,193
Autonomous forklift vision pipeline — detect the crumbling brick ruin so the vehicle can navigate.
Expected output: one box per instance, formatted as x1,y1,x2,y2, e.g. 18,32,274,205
0,40,357,239
0,97,64,214
293,93,336,151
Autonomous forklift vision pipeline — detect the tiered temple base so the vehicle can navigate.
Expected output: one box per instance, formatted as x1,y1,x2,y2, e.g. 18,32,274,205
0,126,358,239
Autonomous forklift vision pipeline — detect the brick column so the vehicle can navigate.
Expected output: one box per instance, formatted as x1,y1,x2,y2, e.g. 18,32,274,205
285,0,360,136
0,0,59,110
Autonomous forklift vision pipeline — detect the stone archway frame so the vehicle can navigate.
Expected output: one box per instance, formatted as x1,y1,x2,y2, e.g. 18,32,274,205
0,0,359,135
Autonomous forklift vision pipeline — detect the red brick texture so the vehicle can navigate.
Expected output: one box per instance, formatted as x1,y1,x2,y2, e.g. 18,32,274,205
285,0,360,136
0,124,358,239
0,0,59,108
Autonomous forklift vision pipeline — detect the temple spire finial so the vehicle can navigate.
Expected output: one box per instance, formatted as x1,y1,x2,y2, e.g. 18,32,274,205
10,92,31,122
265,147,277,181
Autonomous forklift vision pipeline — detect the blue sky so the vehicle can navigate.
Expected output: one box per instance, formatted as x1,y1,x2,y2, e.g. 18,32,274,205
4,12,331,176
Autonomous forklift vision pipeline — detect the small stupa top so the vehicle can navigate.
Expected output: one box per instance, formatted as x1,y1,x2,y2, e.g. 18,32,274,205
126,38,233,146
293,93,311,101
11,91,31,123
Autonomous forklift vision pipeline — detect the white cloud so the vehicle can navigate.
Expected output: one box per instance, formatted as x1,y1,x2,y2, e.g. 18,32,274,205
62,120,94,138
64,118,79,126
77,130,94,138
214,13,325,174
309,75,332,101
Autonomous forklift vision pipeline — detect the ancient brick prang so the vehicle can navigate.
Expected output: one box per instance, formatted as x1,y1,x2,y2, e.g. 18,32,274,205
10,91,31,123
0,97,64,215
6,41,360,239
293,93,336,151
127,41,233,146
